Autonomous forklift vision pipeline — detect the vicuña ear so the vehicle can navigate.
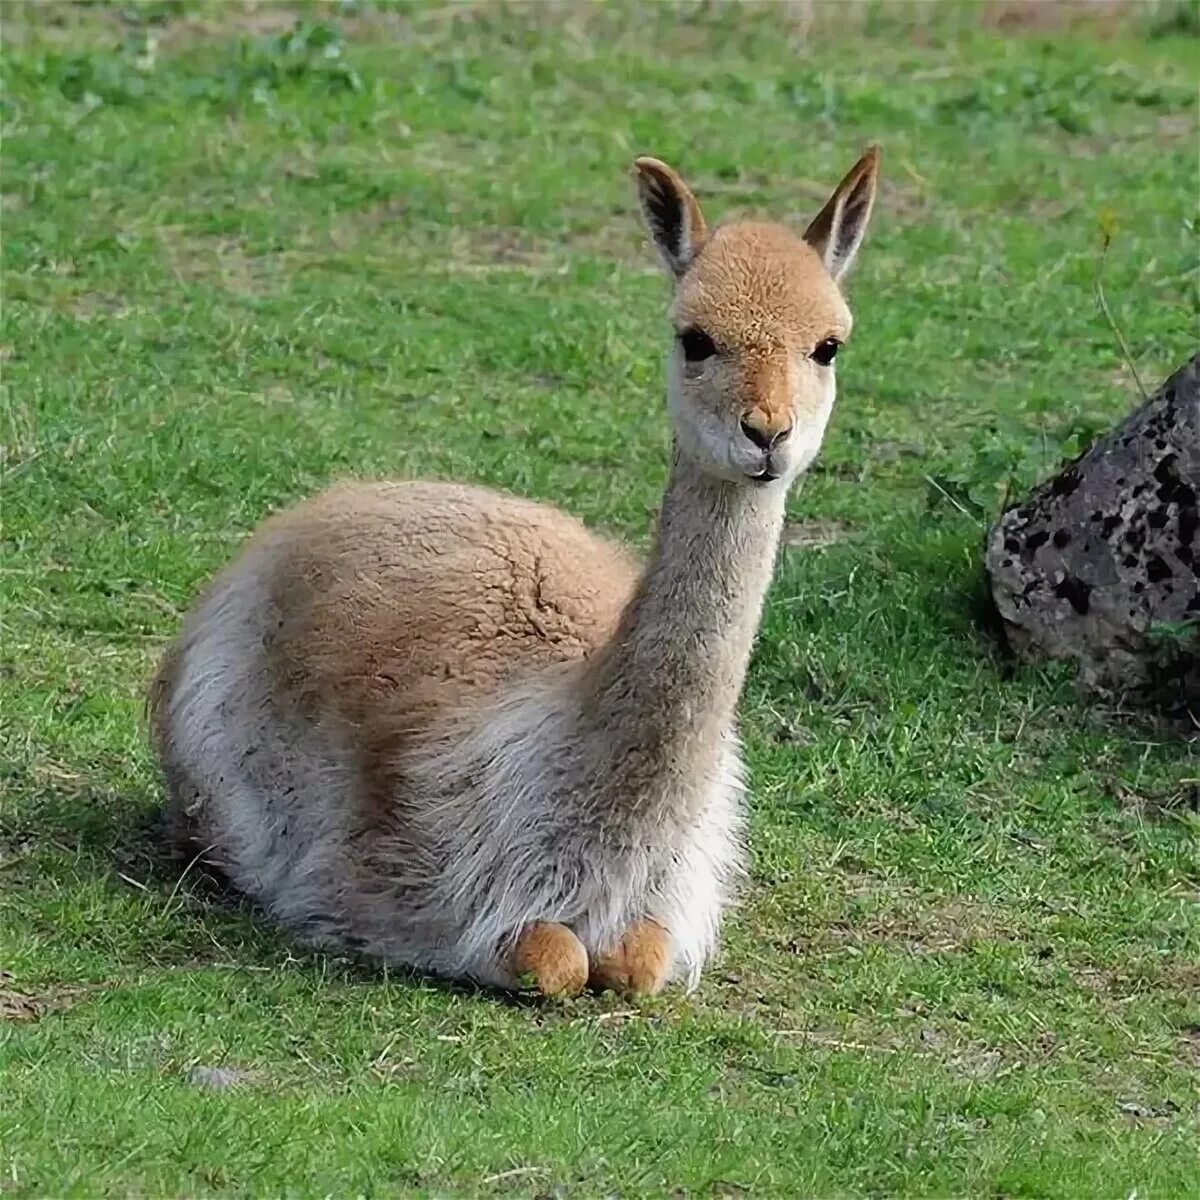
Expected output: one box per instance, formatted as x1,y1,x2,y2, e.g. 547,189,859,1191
634,156,708,279
804,145,880,282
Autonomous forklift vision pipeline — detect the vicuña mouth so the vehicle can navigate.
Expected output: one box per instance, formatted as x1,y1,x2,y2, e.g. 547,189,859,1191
749,469,779,483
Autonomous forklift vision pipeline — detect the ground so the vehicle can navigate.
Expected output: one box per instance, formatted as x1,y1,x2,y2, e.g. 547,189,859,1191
1,1,1198,1196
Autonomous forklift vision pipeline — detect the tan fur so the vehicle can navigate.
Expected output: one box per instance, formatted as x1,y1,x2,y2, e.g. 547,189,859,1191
253,481,637,731
678,223,851,439
514,922,589,998
149,148,880,997
588,917,673,996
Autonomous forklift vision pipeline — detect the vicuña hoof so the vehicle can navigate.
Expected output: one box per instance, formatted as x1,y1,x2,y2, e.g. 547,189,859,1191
513,922,589,997
589,918,672,997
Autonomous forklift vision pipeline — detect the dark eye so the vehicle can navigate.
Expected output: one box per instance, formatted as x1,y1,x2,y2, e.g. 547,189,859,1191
811,338,840,366
679,327,717,362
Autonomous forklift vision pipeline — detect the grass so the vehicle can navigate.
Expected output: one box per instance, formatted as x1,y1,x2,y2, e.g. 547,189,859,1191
1,1,1198,1195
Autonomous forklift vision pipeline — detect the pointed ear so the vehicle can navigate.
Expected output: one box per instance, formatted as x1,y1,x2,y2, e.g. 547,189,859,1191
634,156,708,279
804,145,880,282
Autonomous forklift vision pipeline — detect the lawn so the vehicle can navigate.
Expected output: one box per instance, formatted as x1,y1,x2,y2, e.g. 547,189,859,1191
1,1,1198,1195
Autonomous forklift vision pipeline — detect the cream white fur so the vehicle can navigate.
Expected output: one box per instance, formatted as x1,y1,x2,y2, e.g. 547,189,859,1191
149,150,879,993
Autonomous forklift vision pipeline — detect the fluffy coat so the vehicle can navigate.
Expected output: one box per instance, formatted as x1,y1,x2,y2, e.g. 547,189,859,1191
149,148,880,995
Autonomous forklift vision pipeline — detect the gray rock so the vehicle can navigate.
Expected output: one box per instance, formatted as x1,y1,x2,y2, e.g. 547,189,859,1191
985,354,1200,711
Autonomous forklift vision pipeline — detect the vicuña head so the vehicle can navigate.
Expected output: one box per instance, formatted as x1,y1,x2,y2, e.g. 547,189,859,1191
636,148,878,487
149,147,880,1001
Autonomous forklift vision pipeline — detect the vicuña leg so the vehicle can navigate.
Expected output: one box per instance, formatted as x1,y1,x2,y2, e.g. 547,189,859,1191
589,918,672,996
513,922,589,997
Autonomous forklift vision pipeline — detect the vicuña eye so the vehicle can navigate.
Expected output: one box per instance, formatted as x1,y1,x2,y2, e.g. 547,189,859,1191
679,327,717,362
811,338,840,366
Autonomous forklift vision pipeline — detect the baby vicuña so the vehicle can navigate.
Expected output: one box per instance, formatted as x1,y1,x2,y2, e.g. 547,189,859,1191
150,149,880,997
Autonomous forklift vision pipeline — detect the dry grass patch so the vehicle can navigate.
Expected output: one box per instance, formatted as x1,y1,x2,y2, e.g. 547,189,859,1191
977,0,1161,35
776,894,1017,958
0,0,1164,60
157,228,281,297
326,201,653,276
0,971,95,1024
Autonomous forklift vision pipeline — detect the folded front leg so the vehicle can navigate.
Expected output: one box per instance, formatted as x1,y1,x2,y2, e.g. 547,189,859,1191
513,921,589,998
589,918,672,997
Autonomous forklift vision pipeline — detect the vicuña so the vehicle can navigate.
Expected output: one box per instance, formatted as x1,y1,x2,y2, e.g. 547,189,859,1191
150,148,880,997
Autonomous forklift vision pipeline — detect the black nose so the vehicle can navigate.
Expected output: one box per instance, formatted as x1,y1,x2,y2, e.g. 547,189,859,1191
741,420,791,451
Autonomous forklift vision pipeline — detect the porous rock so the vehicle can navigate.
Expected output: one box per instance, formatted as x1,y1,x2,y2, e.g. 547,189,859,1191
985,354,1200,711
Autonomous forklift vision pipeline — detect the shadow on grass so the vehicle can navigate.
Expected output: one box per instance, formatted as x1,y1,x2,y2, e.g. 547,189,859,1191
5,780,564,1009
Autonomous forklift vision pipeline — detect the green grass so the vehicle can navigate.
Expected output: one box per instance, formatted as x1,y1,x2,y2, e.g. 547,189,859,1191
2,1,1198,1195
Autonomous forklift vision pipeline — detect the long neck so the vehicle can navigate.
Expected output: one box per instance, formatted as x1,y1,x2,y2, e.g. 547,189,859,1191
579,448,787,795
